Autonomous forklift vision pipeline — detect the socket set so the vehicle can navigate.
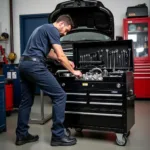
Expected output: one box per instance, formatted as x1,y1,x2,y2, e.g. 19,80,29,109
56,67,125,81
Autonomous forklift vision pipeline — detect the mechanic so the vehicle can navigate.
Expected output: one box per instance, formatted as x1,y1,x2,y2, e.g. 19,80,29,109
15,14,82,146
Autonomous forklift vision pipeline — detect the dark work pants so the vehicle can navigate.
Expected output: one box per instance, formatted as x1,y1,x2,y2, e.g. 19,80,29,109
16,60,66,139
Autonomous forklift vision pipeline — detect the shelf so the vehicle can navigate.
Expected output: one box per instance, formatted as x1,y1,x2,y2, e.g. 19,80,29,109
128,31,148,34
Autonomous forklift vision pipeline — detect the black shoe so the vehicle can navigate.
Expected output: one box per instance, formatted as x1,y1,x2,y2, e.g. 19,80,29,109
67,135,77,141
64,131,76,141
15,133,39,146
51,135,77,146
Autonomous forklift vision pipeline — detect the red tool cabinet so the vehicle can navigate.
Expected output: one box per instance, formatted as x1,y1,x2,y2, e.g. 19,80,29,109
5,83,13,116
123,17,150,98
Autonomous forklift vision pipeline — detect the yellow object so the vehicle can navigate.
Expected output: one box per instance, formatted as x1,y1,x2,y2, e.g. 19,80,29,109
8,52,17,61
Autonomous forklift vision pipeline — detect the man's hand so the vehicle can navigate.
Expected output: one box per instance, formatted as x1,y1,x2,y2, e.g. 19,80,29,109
72,70,82,78
69,61,75,68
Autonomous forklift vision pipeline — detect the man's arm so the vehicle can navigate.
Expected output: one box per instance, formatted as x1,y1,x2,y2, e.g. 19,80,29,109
47,49,58,60
47,48,75,68
52,44,75,74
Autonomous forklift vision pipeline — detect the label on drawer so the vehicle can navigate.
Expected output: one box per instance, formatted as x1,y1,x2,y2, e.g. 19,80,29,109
12,72,17,79
82,83,88,86
111,91,118,94
7,72,11,79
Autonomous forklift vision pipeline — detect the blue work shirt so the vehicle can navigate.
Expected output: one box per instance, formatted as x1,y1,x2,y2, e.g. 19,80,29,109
22,24,61,59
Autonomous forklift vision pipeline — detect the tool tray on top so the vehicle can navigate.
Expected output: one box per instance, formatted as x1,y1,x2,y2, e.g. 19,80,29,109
73,40,134,72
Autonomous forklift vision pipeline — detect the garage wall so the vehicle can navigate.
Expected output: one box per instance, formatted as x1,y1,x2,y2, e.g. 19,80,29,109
0,0,150,63
101,0,150,35
0,0,10,57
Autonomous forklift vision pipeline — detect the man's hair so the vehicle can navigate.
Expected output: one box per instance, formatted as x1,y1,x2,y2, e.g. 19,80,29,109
56,15,74,29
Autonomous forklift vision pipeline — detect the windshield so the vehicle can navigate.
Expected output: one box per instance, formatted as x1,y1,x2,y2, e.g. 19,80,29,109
60,31,111,42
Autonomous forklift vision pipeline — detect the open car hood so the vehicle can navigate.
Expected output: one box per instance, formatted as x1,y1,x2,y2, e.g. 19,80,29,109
48,0,114,39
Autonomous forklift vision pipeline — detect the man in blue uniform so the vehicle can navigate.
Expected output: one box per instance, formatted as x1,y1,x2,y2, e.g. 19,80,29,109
15,15,82,146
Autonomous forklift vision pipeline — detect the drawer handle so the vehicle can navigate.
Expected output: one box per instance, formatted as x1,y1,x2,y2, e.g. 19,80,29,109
135,63,150,66
89,93,122,97
66,93,86,96
65,111,122,117
66,54,73,56
135,69,150,71
56,70,68,73
134,73,150,75
63,48,73,51
89,102,122,106
134,77,150,79
66,101,86,104
135,66,150,68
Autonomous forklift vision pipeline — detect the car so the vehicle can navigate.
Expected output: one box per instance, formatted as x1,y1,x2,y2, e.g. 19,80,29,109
48,0,114,63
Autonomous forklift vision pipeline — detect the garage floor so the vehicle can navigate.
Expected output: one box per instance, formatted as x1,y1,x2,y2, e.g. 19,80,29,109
0,96,150,150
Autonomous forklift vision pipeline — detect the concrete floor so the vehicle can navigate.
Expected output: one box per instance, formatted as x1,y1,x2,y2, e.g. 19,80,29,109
0,97,150,150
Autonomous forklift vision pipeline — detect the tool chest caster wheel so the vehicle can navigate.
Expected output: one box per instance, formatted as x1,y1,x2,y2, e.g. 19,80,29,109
75,128,82,132
65,128,71,137
116,133,127,146
124,131,130,137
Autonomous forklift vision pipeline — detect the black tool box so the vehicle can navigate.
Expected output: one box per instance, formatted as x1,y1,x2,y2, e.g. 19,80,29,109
54,40,135,146
126,3,148,18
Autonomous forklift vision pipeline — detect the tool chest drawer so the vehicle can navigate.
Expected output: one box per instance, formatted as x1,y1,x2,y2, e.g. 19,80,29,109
0,75,6,133
60,81,88,92
64,113,124,129
88,91,124,98
134,71,150,98
88,95,124,102
88,82,125,91
88,101,123,111
65,103,124,114
65,97,124,114
66,92,87,101
66,94,88,111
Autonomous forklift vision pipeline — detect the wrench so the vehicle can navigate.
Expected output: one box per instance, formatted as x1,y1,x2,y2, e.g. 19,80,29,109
113,51,116,72
109,51,112,69
106,49,109,68
115,49,118,67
